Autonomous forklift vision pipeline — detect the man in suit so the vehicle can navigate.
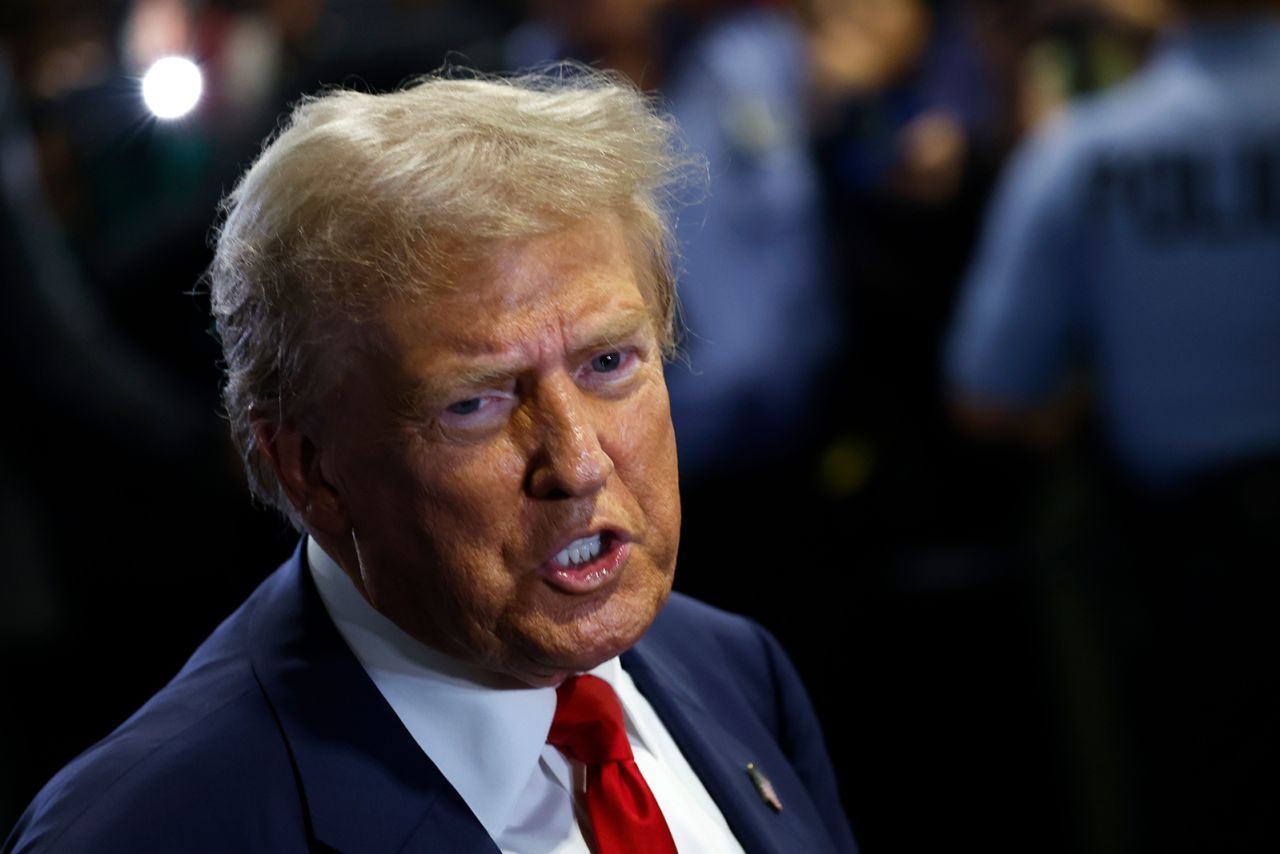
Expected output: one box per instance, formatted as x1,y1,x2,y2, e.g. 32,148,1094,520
5,69,858,852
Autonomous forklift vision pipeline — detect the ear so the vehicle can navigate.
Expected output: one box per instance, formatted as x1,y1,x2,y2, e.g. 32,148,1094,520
251,412,350,536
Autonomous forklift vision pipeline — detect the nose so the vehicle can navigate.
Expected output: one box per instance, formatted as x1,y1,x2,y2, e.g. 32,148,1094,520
526,377,614,500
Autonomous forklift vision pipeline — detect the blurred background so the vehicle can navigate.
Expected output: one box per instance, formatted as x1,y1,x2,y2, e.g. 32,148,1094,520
3,1,1278,852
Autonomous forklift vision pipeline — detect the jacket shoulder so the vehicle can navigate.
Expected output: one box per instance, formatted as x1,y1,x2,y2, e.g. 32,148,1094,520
7,596,305,852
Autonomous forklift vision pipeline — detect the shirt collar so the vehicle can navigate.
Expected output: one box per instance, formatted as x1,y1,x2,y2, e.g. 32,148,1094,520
1159,16,1280,64
304,538,631,838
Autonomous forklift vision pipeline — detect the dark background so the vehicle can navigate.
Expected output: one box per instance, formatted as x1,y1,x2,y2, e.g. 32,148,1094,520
2,2,1273,853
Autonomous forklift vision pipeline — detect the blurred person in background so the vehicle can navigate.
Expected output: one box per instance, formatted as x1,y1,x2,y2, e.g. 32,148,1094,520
0,23,222,824
0,48,211,634
802,13,1052,849
1012,0,1163,133
947,1,1280,850
804,0,1007,547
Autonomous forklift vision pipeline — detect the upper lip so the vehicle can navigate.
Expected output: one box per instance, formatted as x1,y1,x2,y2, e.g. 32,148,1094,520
541,526,631,566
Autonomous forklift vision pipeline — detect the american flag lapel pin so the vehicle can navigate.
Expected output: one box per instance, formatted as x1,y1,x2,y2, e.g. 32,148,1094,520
746,763,783,812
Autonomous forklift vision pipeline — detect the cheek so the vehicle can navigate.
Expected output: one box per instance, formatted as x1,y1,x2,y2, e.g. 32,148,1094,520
627,381,677,462
379,442,531,632
410,443,529,548
404,431,524,504
611,383,680,521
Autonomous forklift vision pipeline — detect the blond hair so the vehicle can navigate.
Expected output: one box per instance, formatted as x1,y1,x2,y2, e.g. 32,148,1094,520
209,67,690,524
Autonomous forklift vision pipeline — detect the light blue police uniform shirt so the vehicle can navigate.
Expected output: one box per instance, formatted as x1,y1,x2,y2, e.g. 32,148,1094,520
946,19,1280,488
659,9,836,475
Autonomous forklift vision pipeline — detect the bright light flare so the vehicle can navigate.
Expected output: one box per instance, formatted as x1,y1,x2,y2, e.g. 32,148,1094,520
141,56,202,119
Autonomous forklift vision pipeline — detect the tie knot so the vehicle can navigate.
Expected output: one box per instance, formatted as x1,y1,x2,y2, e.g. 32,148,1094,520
548,674,633,764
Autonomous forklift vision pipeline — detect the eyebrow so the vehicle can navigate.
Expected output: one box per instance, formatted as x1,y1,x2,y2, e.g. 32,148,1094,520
566,308,653,358
396,307,655,415
395,364,518,418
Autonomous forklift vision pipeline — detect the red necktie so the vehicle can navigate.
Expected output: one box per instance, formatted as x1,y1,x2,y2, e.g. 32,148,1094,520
547,674,679,854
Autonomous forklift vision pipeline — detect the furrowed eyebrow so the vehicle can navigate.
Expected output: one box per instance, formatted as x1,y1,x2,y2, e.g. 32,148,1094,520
569,309,654,358
395,364,519,418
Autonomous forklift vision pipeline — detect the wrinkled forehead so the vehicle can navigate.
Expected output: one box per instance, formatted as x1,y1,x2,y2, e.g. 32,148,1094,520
311,214,660,397
399,217,649,343
374,211,666,341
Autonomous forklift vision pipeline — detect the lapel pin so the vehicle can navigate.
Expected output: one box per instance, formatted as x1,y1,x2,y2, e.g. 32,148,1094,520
746,763,783,812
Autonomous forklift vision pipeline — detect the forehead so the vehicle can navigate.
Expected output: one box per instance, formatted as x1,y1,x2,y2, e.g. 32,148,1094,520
378,217,652,372
457,217,636,317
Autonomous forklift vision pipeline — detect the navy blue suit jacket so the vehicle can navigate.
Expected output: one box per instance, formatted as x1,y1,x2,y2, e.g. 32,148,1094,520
6,545,858,853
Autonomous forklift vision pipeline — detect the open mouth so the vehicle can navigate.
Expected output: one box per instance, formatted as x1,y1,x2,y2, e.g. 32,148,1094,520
540,530,630,594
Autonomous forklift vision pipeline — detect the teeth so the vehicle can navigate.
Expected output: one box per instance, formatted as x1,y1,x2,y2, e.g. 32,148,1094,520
554,533,603,568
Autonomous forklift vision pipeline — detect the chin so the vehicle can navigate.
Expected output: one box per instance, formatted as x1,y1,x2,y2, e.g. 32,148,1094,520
510,592,667,685
573,587,668,664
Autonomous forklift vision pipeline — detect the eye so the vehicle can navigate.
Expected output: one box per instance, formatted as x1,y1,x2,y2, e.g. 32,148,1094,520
432,384,517,435
441,392,515,425
590,351,624,373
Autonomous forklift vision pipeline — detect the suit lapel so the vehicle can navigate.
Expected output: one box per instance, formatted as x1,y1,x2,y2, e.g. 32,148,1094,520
621,642,823,854
247,546,498,854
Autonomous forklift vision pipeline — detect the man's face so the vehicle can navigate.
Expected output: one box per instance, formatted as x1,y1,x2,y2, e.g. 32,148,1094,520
314,217,681,687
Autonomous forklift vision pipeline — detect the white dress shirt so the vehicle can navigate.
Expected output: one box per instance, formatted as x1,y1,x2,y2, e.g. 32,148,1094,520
307,538,745,854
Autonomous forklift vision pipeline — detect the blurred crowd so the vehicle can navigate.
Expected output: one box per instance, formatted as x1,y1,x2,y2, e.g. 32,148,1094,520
3,1,1277,852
